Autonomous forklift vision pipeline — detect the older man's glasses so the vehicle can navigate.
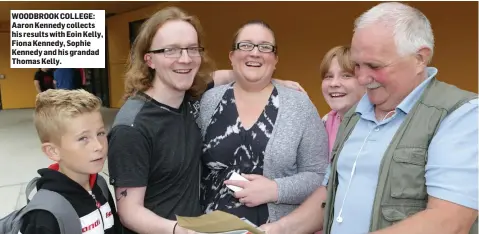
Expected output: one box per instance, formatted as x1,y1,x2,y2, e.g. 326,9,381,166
148,47,205,58
234,42,276,53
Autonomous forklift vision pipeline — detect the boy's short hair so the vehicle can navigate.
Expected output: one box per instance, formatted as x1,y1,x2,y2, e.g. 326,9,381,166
319,45,355,80
34,89,102,143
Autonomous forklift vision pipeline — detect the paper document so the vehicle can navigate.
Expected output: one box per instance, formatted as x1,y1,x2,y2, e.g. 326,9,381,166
176,210,264,234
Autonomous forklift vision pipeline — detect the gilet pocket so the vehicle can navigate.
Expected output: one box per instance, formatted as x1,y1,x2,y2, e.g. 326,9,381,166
390,148,427,200
381,205,425,226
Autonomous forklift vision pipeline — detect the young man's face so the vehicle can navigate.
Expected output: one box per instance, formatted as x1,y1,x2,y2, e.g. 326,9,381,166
53,111,108,176
144,19,202,93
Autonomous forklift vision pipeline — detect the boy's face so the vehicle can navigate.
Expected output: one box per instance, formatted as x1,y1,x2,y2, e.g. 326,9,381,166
45,111,108,175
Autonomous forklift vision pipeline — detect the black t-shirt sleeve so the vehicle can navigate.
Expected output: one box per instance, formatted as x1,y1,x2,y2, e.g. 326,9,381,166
107,125,151,188
34,71,41,81
107,188,124,232
20,210,60,234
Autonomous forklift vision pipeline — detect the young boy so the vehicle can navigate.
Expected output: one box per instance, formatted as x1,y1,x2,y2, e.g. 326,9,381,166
20,89,120,234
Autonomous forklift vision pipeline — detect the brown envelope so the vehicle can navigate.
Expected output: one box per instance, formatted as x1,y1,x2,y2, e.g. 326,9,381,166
176,210,264,234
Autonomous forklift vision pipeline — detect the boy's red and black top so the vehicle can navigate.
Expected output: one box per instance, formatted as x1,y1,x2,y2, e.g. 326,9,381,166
19,163,121,234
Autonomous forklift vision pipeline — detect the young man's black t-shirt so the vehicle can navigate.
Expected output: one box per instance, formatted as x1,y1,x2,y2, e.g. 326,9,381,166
107,92,203,233
34,69,55,92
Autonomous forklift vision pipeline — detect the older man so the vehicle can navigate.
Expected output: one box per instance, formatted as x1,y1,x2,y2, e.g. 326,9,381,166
260,2,478,234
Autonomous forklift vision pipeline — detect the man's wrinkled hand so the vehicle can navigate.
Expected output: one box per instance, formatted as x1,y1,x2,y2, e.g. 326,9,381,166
259,221,289,234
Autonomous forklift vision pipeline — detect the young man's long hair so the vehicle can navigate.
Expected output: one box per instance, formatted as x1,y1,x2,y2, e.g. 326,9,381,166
124,6,214,100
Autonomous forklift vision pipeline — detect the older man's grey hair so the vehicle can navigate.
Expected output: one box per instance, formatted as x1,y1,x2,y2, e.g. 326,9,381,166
354,2,435,63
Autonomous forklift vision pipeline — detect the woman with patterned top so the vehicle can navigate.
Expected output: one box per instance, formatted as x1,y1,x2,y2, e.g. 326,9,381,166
197,20,329,227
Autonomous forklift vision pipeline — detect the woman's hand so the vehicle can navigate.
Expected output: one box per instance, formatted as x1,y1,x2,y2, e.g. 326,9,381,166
224,174,278,207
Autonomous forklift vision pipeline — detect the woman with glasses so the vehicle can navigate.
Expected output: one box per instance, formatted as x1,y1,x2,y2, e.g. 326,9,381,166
107,6,305,234
197,20,329,226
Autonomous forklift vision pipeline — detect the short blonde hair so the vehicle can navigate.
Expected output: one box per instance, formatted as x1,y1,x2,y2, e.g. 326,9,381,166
34,89,102,143
319,45,355,80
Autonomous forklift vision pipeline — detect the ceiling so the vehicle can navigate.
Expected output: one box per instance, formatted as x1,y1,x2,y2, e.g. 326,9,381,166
0,1,157,22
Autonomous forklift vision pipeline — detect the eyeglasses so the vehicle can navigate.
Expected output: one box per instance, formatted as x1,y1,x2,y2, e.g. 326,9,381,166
233,42,276,53
148,47,205,58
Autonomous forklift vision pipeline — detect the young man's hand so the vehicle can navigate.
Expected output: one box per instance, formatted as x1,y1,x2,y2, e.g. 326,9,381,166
212,70,235,86
212,70,307,95
273,79,307,94
175,226,198,234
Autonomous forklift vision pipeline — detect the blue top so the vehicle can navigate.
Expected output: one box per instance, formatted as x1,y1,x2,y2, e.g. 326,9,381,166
53,68,76,90
330,67,478,234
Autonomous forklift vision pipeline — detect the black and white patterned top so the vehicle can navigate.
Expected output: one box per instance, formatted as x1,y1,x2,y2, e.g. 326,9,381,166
200,84,279,226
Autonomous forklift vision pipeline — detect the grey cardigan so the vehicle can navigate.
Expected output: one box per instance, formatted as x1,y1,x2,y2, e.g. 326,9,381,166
198,82,329,222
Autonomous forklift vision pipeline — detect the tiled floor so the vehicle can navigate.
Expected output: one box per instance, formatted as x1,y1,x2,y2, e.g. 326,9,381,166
0,107,118,218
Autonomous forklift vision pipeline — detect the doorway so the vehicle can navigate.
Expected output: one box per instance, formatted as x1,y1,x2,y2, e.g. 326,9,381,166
83,24,111,107
0,84,2,110
84,68,110,107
